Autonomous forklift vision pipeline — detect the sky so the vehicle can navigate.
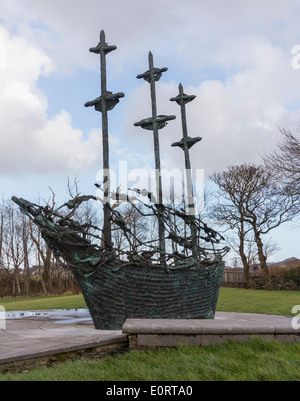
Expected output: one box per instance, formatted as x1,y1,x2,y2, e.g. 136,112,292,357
0,0,299,263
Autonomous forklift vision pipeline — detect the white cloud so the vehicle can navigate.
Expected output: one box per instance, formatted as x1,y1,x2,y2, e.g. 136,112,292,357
0,26,104,175
1,0,300,177
1,0,299,76
121,36,300,176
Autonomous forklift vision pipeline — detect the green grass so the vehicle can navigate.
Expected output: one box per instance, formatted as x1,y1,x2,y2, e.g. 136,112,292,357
0,338,299,381
0,288,299,381
217,287,300,316
0,294,87,311
0,288,299,316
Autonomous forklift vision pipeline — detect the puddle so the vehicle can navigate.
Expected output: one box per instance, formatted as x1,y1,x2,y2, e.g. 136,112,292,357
6,309,93,325
6,311,49,319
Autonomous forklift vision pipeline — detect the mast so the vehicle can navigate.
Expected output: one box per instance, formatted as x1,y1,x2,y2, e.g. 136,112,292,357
85,30,124,250
170,83,202,258
134,52,176,267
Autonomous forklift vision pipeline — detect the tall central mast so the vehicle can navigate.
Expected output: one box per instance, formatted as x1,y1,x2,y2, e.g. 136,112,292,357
134,52,176,267
85,30,124,250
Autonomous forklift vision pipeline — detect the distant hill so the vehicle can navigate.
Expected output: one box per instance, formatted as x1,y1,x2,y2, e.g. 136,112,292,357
226,257,300,270
267,257,300,268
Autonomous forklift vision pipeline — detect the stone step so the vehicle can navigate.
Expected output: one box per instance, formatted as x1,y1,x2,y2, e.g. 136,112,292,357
122,312,300,347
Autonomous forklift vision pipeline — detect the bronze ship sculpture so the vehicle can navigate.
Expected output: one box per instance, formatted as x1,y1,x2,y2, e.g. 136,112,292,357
12,31,229,330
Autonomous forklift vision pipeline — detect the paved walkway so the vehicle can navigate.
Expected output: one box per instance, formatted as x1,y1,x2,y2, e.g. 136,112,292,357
0,310,127,366
0,311,299,367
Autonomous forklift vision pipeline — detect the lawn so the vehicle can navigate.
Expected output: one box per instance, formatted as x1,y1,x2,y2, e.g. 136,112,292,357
0,288,299,382
0,287,299,316
0,338,299,381
217,287,300,316
0,294,86,312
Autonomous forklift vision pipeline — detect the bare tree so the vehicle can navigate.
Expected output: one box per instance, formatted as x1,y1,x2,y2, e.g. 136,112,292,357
29,219,52,294
112,202,149,253
28,190,59,294
263,128,300,197
1,200,32,295
209,179,254,288
0,198,4,272
211,164,298,290
21,213,32,295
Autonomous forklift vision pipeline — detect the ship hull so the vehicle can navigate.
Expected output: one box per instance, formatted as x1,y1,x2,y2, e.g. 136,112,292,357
75,262,225,330
11,196,225,331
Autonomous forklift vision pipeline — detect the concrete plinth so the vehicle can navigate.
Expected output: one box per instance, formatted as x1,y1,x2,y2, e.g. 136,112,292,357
122,312,300,347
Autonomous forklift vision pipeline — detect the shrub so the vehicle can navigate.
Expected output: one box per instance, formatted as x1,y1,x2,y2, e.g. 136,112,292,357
284,266,300,286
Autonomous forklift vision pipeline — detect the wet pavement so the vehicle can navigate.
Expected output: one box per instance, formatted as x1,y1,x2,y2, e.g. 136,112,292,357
5,309,93,325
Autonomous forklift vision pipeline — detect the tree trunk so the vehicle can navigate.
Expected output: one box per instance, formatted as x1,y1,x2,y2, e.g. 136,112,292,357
13,268,21,295
22,224,31,296
42,248,52,289
254,230,272,290
238,221,254,289
239,244,254,289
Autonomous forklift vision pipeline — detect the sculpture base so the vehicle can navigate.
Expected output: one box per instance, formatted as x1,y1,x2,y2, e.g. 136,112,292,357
11,196,227,331
73,262,225,330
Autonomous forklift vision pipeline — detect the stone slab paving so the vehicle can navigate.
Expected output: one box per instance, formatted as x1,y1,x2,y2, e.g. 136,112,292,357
0,310,127,365
0,311,299,366
122,312,300,347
